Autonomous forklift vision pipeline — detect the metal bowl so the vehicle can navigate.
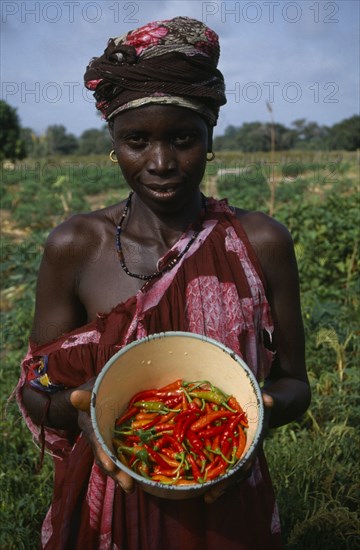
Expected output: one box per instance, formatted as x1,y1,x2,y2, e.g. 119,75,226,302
91,331,264,499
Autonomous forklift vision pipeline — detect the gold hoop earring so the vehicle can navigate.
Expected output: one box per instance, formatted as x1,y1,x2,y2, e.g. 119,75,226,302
206,151,215,161
109,149,118,163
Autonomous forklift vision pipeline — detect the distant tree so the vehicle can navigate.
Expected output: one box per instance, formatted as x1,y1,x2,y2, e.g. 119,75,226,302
214,122,295,152
45,125,78,155
20,127,48,158
213,125,239,151
291,119,329,150
238,122,270,152
20,127,35,155
326,115,360,151
78,126,112,155
291,118,307,140
0,100,26,161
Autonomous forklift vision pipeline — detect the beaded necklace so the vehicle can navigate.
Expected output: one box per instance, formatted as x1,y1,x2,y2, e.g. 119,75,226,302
115,192,204,281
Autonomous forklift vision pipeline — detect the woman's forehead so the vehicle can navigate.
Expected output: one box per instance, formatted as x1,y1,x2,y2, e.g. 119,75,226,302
113,105,209,131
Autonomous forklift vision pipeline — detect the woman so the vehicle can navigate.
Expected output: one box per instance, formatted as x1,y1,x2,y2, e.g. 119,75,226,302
17,16,310,549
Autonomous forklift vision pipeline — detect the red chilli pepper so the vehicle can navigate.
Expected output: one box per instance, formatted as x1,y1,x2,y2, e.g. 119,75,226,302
186,429,207,462
220,414,243,457
153,467,183,477
161,447,180,460
143,444,169,469
220,414,242,447
129,389,183,408
212,434,221,452
174,479,196,487
157,452,181,469
132,418,159,430
187,454,203,483
136,461,150,478
158,379,183,392
190,410,234,432
152,422,176,434
173,410,198,442
153,403,183,424
205,458,227,481
181,391,189,410
115,405,138,426
227,396,243,413
134,412,159,421
239,412,249,429
164,395,183,408
151,474,175,483
235,424,247,460
197,424,225,439
154,435,183,454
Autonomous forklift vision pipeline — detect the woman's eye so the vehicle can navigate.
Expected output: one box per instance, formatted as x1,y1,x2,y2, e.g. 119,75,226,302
124,134,148,146
173,133,196,146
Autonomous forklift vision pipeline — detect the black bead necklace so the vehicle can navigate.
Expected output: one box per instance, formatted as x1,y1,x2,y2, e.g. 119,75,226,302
115,192,204,281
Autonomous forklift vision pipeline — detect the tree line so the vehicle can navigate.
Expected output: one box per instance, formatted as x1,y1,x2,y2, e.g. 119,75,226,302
1,100,359,161
213,116,360,152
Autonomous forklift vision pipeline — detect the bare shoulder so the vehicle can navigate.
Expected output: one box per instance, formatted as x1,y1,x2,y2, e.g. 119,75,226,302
43,203,122,265
233,207,298,288
31,204,124,344
46,205,116,245
234,207,293,248
37,202,123,299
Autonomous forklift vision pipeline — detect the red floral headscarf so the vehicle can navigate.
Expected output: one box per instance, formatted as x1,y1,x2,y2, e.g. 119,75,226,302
84,16,226,126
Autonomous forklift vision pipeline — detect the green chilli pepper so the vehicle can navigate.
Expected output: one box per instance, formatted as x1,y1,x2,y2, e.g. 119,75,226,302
133,401,167,411
188,390,224,405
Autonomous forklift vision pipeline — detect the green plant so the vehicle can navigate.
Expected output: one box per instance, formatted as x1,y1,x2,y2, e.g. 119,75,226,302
1,150,359,549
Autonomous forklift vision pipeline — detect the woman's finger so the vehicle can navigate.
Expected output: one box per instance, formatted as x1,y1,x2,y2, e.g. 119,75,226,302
70,389,92,412
70,378,96,412
204,480,228,504
113,470,135,494
262,392,274,408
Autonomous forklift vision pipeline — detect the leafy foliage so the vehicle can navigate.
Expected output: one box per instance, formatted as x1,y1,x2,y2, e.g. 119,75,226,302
213,121,296,152
1,151,359,548
78,127,112,155
214,115,360,152
326,115,360,151
0,100,26,161
45,125,79,155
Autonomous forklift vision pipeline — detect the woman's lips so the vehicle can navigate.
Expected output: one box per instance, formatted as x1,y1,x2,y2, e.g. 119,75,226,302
144,183,183,198
145,183,181,191
144,182,183,196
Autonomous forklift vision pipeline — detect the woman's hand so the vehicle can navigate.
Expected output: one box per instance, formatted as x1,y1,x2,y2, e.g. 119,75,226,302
70,381,135,494
204,392,274,504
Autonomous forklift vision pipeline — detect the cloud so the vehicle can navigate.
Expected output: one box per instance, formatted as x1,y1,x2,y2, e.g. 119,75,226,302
1,0,358,136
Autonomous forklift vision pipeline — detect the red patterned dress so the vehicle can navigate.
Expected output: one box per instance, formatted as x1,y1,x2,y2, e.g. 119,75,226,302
16,198,282,549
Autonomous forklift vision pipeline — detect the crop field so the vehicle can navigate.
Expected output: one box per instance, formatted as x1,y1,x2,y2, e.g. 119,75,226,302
1,150,359,549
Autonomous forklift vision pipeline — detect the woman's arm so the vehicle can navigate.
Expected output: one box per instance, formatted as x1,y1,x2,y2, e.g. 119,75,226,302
21,220,135,492
205,210,310,504
241,211,311,428
22,220,88,429
30,221,88,346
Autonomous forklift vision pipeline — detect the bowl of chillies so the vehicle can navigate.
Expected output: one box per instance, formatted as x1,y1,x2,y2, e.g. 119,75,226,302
91,332,264,499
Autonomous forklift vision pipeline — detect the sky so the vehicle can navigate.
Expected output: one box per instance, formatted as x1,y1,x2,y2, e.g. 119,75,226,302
1,0,359,137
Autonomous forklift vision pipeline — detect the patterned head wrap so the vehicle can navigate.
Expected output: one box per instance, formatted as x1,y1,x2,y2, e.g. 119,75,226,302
84,16,226,127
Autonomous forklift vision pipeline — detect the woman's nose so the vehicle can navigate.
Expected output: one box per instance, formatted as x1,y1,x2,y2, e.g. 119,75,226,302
145,143,177,175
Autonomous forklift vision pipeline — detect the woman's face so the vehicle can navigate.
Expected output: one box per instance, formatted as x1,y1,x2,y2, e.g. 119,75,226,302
111,105,211,213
